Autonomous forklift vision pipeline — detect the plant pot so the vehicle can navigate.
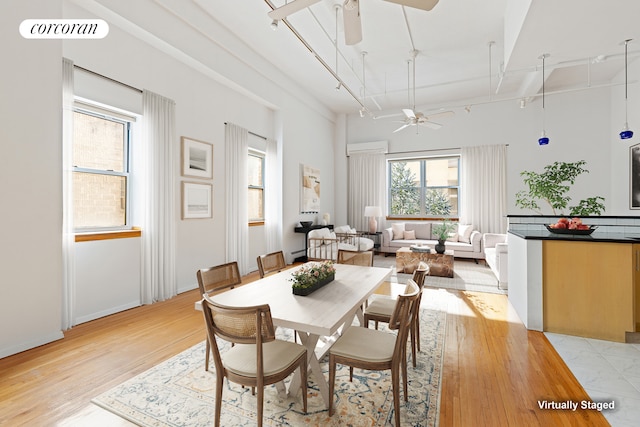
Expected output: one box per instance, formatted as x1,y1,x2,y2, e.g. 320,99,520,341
292,273,335,296
435,240,446,254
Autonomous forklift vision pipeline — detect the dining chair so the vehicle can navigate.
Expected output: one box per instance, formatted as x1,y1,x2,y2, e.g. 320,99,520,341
196,261,242,371
328,280,420,426
201,295,308,427
257,251,287,278
336,249,374,266
363,262,428,367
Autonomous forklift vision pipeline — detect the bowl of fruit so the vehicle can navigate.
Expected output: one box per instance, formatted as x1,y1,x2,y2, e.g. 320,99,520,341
546,217,597,235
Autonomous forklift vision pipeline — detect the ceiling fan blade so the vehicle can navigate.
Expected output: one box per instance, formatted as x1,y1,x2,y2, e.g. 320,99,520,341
393,124,411,133
343,1,362,45
419,121,443,130
268,0,322,20
425,110,455,120
402,108,416,119
383,0,439,11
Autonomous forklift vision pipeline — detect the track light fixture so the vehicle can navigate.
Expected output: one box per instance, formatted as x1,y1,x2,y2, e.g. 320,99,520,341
538,54,550,146
335,82,341,91
520,98,526,109
270,19,278,30
359,107,365,118
620,39,634,140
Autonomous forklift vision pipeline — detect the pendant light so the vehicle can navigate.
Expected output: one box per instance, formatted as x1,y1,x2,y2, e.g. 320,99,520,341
538,54,550,145
620,39,634,140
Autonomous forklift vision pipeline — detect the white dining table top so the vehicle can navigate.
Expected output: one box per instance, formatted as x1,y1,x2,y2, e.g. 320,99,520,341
202,263,392,337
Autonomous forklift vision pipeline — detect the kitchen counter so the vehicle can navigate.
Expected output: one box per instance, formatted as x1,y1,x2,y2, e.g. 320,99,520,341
508,229,640,243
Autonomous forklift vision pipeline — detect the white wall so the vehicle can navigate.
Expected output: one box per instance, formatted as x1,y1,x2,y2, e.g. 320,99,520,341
344,85,618,221
0,0,65,357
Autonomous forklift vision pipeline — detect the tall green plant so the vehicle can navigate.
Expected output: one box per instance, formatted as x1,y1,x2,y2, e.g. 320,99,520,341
390,161,420,215
515,160,605,216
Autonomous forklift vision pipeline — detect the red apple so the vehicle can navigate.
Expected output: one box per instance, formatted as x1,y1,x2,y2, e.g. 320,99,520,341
577,224,590,230
555,222,567,229
558,218,570,225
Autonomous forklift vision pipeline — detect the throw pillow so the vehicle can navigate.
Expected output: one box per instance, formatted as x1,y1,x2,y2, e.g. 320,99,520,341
392,223,405,240
446,231,458,242
404,230,416,240
457,224,474,244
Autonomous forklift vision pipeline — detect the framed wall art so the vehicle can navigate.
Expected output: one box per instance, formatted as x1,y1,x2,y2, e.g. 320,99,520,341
182,182,212,219
181,136,213,179
300,164,320,213
631,143,640,209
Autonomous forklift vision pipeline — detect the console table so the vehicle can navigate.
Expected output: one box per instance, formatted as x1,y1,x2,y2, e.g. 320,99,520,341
293,224,333,262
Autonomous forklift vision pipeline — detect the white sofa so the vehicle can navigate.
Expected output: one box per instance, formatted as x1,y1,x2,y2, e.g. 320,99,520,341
380,222,484,260
307,226,374,261
483,233,508,290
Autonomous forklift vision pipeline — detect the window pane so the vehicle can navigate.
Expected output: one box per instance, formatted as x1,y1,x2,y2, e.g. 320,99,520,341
389,161,421,215
248,155,263,187
425,157,458,186
424,188,458,216
248,188,264,221
73,172,126,228
73,111,125,172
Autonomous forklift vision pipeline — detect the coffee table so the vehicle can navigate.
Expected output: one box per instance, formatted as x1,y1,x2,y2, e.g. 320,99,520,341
396,246,454,277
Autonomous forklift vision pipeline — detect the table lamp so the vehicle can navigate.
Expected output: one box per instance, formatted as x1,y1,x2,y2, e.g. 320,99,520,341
364,206,382,234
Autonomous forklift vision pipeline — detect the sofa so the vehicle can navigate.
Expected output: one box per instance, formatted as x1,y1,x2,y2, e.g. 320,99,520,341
306,226,374,261
483,233,508,289
380,222,484,260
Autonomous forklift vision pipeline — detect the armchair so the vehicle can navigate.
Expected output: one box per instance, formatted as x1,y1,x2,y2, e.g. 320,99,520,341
483,233,508,290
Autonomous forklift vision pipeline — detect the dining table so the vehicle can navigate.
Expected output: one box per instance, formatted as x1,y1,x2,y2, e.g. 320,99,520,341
195,262,392,408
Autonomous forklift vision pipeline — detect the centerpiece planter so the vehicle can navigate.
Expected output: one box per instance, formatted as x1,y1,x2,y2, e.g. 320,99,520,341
290,261,336,296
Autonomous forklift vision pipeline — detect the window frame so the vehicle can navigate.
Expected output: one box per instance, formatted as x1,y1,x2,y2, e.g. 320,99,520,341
248,149,265,224
387,155,461,219
72,102,133,232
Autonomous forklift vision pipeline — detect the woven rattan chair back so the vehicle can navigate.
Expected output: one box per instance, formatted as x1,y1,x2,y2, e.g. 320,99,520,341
337,249,374,266
197,261,242,295
257,251,286,278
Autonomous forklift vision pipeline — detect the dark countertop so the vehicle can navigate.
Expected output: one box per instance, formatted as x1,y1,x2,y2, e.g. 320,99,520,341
508,229,640,243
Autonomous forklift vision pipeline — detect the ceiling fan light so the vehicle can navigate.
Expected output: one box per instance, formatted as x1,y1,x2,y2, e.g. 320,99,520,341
343,0,358,11
620,124,634,140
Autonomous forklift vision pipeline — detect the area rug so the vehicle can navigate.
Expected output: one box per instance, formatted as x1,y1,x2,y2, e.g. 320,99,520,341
374,255,506,295
92,307,446,427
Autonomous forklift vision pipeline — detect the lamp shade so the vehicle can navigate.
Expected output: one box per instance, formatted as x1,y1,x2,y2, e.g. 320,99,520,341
364,206,382,217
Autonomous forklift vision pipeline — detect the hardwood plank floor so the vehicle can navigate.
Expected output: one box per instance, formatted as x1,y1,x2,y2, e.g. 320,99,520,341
0,273,609,426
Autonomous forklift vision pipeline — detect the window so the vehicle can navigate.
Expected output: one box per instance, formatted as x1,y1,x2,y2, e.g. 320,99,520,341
388,156,460,218
72,107,131,230
248,150,265,222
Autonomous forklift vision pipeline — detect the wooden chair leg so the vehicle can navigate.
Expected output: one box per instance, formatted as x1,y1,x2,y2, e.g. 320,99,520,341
349,366,354,382
205,338,210,371
257,386,264,427
391,366,401,427
410,326,417,368
214,374,224,427
300,355,308,412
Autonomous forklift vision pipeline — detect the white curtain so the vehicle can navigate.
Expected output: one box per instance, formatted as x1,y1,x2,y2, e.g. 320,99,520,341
264,137,282,253
460,144,508,234
225,123,249,275
140,90,176,304
347,153,387,232
61,58,75,330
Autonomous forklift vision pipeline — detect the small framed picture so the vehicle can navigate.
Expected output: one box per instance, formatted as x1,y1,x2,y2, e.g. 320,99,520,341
181,137,213,179
182,182,212,219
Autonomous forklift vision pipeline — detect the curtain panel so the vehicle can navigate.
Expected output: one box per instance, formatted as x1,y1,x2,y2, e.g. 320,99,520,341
264,137,283,254
140,90,177,304
347,153,387,232
225,123,249,275
61,58,75,329
460,144,508,234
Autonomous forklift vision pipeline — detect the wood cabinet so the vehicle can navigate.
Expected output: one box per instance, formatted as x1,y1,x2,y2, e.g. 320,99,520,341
543,240,636,342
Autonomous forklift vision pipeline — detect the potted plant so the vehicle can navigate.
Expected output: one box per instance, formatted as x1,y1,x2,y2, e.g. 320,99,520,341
432,220,457,254
290,261,336,296
515,160,605,216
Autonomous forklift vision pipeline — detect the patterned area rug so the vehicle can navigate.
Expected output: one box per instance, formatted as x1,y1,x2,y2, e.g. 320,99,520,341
374,255,506,295
92,308,446,427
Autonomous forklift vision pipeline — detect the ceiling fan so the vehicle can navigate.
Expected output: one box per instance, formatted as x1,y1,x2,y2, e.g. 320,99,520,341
392,50,453,133
268,0,440,45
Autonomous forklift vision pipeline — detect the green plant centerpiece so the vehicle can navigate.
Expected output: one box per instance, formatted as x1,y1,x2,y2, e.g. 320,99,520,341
290,261,336,296
432,220,457,254
515,160,605,216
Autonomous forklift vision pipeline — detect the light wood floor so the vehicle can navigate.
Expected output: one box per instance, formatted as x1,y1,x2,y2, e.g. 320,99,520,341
0,272,609,426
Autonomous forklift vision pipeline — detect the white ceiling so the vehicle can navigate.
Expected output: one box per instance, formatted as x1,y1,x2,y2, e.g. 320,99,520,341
92,0,640,118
